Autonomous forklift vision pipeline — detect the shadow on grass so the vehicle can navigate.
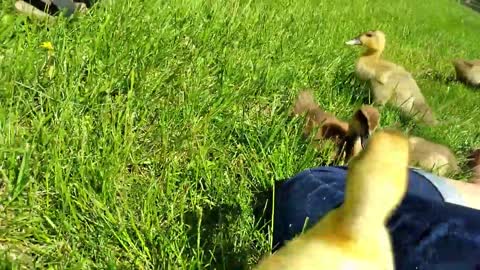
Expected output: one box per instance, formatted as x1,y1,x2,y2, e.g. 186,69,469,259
417,68,480,90
462,0,480,12
251,180,286,251
178,179,292,269
333,70,372,106
182,203,250,269
417,68,458,85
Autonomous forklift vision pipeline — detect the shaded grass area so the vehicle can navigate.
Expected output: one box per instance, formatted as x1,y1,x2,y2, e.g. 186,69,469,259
463,0,480,12
0,0,479,268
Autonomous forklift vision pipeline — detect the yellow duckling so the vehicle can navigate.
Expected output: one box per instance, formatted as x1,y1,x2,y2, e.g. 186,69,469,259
254,130,409,270
452,59,480,87
346,30,438,125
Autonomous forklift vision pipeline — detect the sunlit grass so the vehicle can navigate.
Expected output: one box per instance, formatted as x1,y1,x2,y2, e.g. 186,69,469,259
0,0,479,268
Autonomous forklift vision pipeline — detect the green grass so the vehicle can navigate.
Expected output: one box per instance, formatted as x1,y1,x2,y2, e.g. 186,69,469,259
1,0,479,268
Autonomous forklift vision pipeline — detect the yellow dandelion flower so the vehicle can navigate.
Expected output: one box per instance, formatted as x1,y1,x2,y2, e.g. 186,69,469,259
40,41,54,51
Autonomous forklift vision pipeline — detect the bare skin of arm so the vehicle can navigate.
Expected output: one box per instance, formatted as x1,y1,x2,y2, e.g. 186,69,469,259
440,177,480,211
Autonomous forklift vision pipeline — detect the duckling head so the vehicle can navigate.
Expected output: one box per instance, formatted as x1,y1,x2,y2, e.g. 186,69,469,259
346,30,386,54
338,106,381,163
352,106,380,149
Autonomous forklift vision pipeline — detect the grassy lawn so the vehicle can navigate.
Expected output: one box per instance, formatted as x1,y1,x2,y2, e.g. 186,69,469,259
1,0,479,268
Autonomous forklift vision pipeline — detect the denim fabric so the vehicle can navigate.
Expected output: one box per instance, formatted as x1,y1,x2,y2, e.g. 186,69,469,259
272,166,480,269
412,168,465,205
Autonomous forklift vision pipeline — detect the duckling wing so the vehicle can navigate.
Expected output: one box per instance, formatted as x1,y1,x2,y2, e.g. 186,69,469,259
371,71,423,107
381,60,408,74
394,72,425,100
356,58,405,82
372,72,438,124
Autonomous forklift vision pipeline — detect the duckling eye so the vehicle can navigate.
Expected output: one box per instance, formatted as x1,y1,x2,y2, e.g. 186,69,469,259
366,33,373,37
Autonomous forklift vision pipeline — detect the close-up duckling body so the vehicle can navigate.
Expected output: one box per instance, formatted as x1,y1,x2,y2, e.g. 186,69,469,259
254,130,409,270
453,59,480,87
346,30,437,125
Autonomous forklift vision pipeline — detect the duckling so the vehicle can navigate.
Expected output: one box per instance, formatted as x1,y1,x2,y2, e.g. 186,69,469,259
452,59,480,87
336,105,380,163
254,130,409,270
339,108,458,176
407,136,460,177
292,90,349,144
346,30,438,125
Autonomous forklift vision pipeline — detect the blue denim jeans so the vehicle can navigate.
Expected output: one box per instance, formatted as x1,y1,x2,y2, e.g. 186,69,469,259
272,166,480,269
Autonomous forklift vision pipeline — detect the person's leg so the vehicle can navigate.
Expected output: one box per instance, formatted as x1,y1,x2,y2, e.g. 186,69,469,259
270,166,446,250
436,148,480,210
51,0,76,16
412,169,465,205
15,1,56,21
388,193,480,269
73,1,88,13
270,166,480,269
269,166,480,250
438,177,480,211
15,0,87,20
412,167,480,211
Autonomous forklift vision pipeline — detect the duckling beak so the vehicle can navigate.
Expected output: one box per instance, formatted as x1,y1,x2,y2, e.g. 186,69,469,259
345,38,362,46
360,133,370,149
